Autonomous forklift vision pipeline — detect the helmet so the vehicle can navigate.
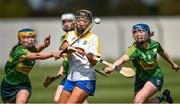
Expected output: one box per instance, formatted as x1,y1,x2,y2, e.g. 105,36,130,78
18,28,36,40
132,23,150,34
75,9,93,22
61,13,75,21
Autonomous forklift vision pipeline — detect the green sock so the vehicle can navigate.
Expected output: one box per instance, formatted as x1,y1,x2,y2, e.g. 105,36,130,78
157,95,165,102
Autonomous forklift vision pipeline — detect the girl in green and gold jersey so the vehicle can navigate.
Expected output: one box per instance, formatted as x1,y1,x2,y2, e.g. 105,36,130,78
0,28,61,103
104,23,179,103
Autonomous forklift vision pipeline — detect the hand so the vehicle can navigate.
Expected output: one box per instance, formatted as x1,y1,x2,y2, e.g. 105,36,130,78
53,50,62,60
44,35,50,47
104,67,114,74
75,47,85,56
172,63,179,72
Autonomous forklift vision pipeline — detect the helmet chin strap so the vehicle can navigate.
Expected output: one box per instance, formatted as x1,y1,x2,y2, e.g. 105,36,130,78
63,28,74,32
76,27,85,35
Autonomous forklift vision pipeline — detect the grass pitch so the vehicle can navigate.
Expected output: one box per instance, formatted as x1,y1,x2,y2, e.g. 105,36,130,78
0,59,180,103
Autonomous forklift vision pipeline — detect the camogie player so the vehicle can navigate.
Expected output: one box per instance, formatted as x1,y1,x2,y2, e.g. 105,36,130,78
58,9,101,103
104,23,179,103
53,13,75,103
0,28,61,103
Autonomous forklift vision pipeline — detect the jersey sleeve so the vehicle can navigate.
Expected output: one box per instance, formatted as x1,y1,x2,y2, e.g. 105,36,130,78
157,42,164,53
18,48,31,61
59,34,66,49
125,44,139,59
64,31,74,44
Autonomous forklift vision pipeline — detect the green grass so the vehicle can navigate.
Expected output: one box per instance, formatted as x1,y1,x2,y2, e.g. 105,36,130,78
0,59,180,103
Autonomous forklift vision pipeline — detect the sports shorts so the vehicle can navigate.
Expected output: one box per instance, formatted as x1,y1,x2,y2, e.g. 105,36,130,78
63,80,96,96
134,76,163,92
0,79,32,103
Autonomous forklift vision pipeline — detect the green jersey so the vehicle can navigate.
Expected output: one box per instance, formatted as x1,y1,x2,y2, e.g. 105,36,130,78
126,40,164,81
3,44,37,85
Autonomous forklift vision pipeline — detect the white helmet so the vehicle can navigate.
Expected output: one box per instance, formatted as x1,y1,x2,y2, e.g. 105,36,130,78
61,13,75,21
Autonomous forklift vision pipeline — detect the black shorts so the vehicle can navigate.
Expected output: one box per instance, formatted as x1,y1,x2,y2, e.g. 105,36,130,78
0,79,32,103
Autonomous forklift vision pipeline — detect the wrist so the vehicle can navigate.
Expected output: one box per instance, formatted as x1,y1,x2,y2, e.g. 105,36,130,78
114,65,121,72
50,52,53,57
44,44,49,48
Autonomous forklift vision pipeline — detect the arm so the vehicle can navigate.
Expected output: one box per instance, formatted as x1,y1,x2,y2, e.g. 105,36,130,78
36,35,50,52
159,51,179,71
113,54,129,66
86,53,98,66
26,50,62,60
104,54,130,74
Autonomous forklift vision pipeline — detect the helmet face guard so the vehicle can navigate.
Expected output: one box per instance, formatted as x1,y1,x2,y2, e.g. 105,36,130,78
132,23,152,44
18,28,37,48
132,23,150,35
61,13,75,32
75,10,93,23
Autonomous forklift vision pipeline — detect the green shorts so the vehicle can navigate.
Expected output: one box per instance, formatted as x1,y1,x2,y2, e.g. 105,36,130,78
134,76,163,92
0,79,32,103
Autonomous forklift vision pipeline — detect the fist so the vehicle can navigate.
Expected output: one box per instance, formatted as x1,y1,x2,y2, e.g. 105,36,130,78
53,50,62,60
104,67,114,74
44,35,50,47
75,47,85,56
172,63,179,72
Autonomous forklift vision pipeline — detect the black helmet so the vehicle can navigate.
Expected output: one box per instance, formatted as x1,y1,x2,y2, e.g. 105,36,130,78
75,9,93,22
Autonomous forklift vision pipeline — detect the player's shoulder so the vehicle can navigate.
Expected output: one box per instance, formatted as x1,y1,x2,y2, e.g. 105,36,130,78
88,32,99,39
65,31,75,35
66,31,76,37
128,43,137,50
87,32,100,43
129,42,137,48
67,30,75,34
15,45,25,53
150,40,161,46
150,39,159,43
126,43,138,56
13,45,30,56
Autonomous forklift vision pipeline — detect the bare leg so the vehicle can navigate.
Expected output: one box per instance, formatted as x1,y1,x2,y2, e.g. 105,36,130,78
54,85,64,103
16,89,30,104
134,81,159,104
58,90,71,104
66,86,89,103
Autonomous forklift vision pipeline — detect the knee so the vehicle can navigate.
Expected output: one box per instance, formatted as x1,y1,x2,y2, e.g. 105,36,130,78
16,99,28,104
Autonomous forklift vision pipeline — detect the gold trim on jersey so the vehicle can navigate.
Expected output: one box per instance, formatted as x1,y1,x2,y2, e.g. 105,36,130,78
97,37,101,56
19,49,30,61
8,56,13,62
139,60,157,70
16,62,33,74
126,44,137,56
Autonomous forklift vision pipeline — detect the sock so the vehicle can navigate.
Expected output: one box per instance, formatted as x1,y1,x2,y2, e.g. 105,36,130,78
157,95,165,102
